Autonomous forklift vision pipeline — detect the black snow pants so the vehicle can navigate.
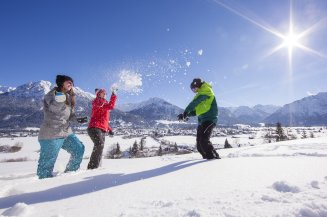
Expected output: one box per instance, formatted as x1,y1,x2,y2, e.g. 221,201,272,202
196,121,220,159
87,128,106,169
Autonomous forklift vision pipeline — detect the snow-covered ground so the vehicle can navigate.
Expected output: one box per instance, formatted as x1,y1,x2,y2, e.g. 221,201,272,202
1,135,327,217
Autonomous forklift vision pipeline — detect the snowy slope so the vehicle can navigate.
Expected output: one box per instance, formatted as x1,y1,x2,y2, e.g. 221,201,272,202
1,136,327,217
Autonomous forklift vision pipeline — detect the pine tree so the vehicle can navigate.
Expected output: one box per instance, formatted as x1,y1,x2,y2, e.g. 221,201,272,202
115,142,121,155
302,130,307,139
224,139,232,148
276,122,286,142
128,146,132,158
310,132,315,138
174,142,178,152
131,140,138,156
106,143,121,159
140,137,146,151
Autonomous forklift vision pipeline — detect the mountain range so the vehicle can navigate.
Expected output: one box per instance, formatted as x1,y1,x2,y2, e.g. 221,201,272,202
0,80,326,129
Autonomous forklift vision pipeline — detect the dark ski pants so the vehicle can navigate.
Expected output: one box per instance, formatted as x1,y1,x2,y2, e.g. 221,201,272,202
37,134,85,179
87,128,106,169
196,121,219,159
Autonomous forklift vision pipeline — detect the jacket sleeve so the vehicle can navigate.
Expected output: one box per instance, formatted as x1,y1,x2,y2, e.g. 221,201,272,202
184,95,209,116
68,108,77,122
43,92,57,114
103,94,117,110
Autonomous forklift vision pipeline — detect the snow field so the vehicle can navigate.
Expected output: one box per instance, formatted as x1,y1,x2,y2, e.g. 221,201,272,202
0,135,327,216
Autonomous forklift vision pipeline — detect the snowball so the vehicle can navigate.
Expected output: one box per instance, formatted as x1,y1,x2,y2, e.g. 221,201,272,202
112,69,143,95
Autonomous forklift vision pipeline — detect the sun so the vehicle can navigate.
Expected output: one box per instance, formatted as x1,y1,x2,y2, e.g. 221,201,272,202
278,24,302,64
281,30,300,51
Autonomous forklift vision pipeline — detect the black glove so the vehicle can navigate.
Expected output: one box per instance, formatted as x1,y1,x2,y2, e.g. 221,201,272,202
76,116,88,124
108,130,114,136
177,113,184,121
177,112,188,121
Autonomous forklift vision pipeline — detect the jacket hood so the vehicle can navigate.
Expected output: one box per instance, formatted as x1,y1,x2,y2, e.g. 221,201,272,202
197,82,214,96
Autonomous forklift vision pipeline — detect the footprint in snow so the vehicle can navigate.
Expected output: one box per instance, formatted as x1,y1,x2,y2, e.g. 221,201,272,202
272,181,300,193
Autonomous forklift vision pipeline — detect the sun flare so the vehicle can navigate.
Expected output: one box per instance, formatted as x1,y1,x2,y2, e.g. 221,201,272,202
282,31,300,51
214,0,326,62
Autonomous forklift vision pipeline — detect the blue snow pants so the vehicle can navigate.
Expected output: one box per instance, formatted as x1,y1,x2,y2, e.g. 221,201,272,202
37,134,85,179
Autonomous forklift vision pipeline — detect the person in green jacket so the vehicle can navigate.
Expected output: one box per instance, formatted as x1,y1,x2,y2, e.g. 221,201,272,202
178,78,220,159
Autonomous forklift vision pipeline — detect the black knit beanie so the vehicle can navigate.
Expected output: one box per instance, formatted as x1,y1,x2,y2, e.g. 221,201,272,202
190,78,204,89
56,75,74,88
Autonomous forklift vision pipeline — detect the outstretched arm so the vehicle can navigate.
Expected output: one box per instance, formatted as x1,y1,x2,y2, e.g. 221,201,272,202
103,94,117,110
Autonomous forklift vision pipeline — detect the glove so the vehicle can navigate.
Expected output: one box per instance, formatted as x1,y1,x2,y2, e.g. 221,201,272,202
177,113,184,121
177,112,188,121
108,130,114,137
111,87,118,95
76,116,88,124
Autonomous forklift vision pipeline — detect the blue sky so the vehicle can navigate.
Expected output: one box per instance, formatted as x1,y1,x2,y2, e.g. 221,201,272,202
1,0,327,108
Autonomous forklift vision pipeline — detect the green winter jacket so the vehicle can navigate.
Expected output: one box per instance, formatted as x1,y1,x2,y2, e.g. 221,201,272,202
184,82,218,124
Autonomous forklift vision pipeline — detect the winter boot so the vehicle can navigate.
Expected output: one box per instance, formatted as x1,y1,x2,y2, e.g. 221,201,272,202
212,149,221,159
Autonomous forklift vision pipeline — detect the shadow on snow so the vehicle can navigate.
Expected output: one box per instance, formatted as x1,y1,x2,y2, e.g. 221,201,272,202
0,160,205,209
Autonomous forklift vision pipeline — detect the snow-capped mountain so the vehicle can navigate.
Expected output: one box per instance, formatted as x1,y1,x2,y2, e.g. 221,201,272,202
0,81,93,128
1,81,327,128
115,102,143,112
0,85,15,94
253,104,281,114
128,97,184,121
0,81,168,128
265,92,327,126
0,81,48,128
230,106,262,124
225,105,281,125
4,81,52,99
116,97,178,113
